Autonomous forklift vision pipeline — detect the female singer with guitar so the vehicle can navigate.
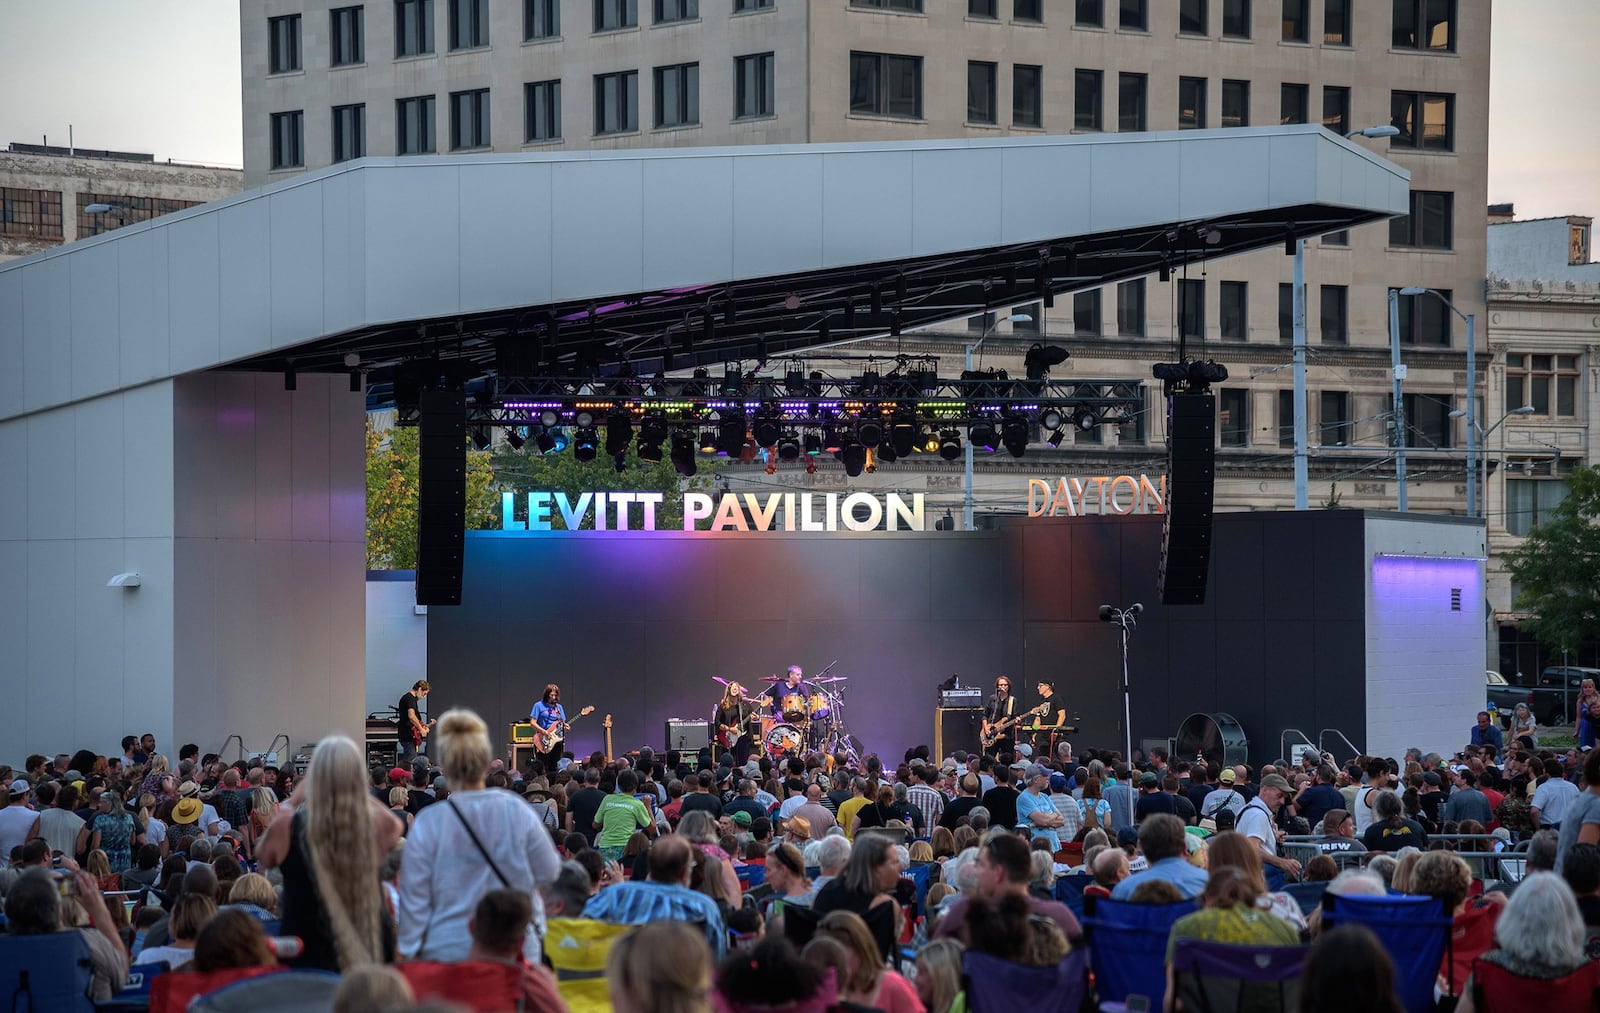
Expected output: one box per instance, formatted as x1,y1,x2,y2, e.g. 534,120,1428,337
714,682,756,765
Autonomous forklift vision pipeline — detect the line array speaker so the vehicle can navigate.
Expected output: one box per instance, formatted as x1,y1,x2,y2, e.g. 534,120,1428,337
417,390,466,606
1158,392,1216,605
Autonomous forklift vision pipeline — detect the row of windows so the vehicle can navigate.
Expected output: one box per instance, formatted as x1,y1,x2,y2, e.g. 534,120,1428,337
1219,389,1455,450
0,187,64,239
268,53,776,165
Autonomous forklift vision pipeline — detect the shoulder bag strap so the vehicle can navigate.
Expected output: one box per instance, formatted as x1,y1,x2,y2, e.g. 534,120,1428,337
448,799,512,889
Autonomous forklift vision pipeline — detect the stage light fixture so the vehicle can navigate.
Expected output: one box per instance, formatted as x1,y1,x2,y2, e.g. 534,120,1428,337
842,443,867,478
470,426,492,451
922,427,940,454
877,440,898,464
1072,408,1098,432
1001,414,1029,458
699,430,718,454
1046,427,1066,448
890,417,916,458
613,452,628,473
938,429,962,461
803,433,823,456
823,425,843,454
753,409,782,447
1040,409,1063,430
670,432,698,476
805,459,818,474
857,414,884,447
1023,343,1071,381
717,413,746,456
636,437,664,463
1187,360,1230,384
785,365,807,395
574,409,595,427
722,364,742,396
969,419,998,453
777,431,801,462
535,428,558,455
572,427,599,462
540,409,560,427
505,428,526,451
605,410,634,456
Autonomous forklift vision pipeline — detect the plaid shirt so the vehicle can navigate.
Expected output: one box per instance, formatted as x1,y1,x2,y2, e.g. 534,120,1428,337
906,783,946,831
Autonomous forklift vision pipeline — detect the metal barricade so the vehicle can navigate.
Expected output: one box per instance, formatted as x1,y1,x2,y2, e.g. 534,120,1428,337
1280,834,1527,884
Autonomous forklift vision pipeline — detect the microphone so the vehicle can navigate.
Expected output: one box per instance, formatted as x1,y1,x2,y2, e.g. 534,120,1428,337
1127,603,1144,616
1098,605,1114,621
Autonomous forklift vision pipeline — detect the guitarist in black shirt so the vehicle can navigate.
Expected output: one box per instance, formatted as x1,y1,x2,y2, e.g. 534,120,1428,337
981,677,1018,756
396,680,432,764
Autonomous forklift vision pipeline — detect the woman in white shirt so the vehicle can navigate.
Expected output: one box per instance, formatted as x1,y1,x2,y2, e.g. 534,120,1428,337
134,893,215,968
397,708,562,963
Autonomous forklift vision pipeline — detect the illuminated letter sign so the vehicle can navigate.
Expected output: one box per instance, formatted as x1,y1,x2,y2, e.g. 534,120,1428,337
501,491,925,532
1026,475,1166,517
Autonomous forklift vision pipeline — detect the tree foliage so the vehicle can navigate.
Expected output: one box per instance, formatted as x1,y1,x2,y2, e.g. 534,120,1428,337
1505,464,1600,653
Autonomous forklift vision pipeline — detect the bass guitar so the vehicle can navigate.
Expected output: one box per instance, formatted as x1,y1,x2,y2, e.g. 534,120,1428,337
532,705,595,752
980,703,1049,750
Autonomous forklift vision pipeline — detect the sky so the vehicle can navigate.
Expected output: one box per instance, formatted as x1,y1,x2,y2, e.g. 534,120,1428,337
0,0,1594,219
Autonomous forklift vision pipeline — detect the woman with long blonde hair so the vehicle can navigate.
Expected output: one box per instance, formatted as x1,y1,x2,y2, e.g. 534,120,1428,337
258,734,401,971
609,920,712,1013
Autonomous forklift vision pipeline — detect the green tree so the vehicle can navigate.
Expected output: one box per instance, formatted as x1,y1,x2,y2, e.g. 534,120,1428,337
365,418,499,568
1505,464,1600,653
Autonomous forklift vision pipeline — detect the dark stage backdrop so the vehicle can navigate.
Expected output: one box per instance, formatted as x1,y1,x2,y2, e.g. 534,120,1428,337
427,513,1370,766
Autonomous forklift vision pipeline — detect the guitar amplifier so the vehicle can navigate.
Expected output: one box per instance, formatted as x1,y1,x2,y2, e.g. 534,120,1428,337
664,718,710,752
509,722,536,744
939,689,984,707
935,707,983,760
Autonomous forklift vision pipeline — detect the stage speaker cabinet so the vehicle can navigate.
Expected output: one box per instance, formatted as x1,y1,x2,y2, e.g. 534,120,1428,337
1159,392,1216,606
509,722,535,744
935,707,982,760
665,718,710,753
417,389,466,607
508,742,541,773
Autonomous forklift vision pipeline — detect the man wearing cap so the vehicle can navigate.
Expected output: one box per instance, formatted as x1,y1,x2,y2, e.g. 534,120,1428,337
1201,768,1247,820
1016,763,1067,851
1310,809,1367,856
1236,773,1302,878
179,780,223,838
0,779,40,864
1133,771,1176,823
1293,764,1346,829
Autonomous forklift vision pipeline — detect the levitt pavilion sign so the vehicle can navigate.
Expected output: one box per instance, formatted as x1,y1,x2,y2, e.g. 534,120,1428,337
500,490,925,532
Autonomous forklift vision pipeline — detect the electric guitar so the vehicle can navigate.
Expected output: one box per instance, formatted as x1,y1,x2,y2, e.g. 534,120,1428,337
980,703,1049,750
604,714,614,763
531,705,595,752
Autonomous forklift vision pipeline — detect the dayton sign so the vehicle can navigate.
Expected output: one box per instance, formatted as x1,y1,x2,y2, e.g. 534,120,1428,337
1027,474,1166,517
500,491,926,532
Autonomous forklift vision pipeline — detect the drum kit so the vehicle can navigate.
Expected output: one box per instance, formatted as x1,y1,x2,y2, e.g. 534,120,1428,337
712,666,859,764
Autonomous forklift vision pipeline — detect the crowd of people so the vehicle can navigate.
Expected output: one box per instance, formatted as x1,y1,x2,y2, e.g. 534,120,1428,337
1,705,1597,1012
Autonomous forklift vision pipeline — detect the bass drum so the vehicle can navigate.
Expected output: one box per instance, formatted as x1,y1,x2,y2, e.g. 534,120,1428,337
764,723,805,758
1173,712,1250,772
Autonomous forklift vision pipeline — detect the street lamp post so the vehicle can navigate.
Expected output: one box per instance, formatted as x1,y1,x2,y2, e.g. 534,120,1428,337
1405,288,1477,516
964,312,1032,531
1387,288,1408,511
1450,404,1536,518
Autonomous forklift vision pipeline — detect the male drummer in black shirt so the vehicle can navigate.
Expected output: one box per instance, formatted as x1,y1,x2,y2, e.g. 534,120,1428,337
766,665,807,718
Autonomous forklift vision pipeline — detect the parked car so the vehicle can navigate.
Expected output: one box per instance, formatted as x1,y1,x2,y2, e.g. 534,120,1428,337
1489,667,1598,727
1486,671,1525,725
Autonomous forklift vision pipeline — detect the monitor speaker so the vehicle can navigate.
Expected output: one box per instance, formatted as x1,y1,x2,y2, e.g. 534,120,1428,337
934,707,983,760
1158,392,1216,605
417,390,466,606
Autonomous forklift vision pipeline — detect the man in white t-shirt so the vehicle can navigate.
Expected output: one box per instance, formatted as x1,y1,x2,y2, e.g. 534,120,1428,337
1201,768,1247,819
1352,758,1394,838
1235,773,1302,878
0,780,41,864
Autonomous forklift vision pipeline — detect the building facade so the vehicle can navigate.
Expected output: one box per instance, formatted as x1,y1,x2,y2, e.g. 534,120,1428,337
241,0,1490,521
0,144,242,263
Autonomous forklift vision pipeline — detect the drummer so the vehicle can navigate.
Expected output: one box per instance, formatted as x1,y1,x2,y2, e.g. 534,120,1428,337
766,664,807,718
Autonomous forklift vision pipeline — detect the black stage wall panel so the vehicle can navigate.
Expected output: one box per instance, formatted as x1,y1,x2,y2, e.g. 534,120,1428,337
426,512,1370,767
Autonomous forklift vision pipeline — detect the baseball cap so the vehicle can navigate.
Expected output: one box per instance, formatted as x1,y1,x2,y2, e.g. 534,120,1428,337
1049,773,1067,792
7,778,29,797
389,767,411,783
1259,773,1292,792
1116,826,1139,847
1026,763,1050,781
1423,771,1442,786
1218,768,1236,783
1015,744,1033,759
1138,771,1159,788
731,810,753,827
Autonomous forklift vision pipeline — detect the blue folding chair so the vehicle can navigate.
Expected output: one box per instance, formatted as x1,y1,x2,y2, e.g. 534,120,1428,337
904,863,933,914
961,946,1091,1013
98,960,172,1012
0,932,97,1012
1319,893,1451,1013
1053,873,1095,921
738,863,766,890
1170,938,1310,1013
1083,895,1198,1012
1281,881,1327,918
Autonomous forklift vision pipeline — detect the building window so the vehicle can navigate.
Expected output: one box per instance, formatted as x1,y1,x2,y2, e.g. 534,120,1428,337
967,62,998,124
1219,389,1249,447
1119,389,1148,444
968,0,998,17
450,0,489,47
1178,278,1205,339
1014,302,1042,332
1076,0,1104,26
1117,279,1145,335
1403,394,1453,449
1390,91,1454,150
1394,0,1456,52
1322,85,1350,136
594,0,639,31
525,80,561,141
1119,0,1147,29
450,88,490,148
1074,70,1103,130
1013,65,1043,127
1179,0,1207,35
1324,0,1350,43
1118,73,1147,131
1073,290,1102,336
1219,281,1247,339
1221,79,1249,127
1390,287,1452,346
397,95,436,153
269,110,304,169
74,193,201,237
1320,285,1347,344
1389,190,1453,249
654,63,700,128
1505,353,1579,417
1277,390,1296,448
1506,475,1570,536
396,0,434,55
525,0,559,38
0,187,63,239
331,6,364,65
268,14,301,73
332,103,366,161
968,311,997,334
1178,77,1206,129
1014,0,1043,21
1320,392,1352,446
1278,283,1293,342
849,52,923,119
1280,83,1308,124
1222,0,1249,38
655,0,697,23
734,0,773,9
734,53,775,119
1282,0,1308,41
1323,230,1349,247
851,0,923,10
594,70,639,133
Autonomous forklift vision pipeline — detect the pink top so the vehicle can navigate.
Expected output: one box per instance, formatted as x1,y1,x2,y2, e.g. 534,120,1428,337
869,970,927,1013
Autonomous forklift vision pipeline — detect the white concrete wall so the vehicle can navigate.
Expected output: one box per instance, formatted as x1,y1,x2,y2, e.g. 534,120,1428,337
171,372,367,756
366,575,427,716
1363,515,1487,760
0,382,177,760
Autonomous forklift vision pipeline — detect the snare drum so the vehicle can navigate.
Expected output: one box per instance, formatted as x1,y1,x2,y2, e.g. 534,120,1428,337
764,723,805,758
805,692,831,720
780,693,808,721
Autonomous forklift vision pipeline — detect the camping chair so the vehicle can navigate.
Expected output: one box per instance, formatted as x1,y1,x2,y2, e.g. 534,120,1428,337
1469,954,1600,1012
399,959,523,1012
782,903,823,949
97,960,172,1012
1170,938,1310,1013
544,917,634,1013
187,969,340,1012
1082,895,1198,1012
0,932,97,1012
1053,873,1095,921
961,945,1091,1013
150,966,286,1013
1319,892,1452,1013
1280,881,1327,918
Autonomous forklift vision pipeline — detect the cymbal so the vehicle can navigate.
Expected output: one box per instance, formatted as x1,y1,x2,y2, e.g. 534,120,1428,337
759,675,785,683
813,676,848,683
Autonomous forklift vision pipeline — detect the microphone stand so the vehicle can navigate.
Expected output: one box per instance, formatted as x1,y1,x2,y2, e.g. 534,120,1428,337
1100,604,1143,761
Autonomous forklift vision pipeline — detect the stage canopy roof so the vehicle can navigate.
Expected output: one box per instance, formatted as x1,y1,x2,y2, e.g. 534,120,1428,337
0,124,1408,422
